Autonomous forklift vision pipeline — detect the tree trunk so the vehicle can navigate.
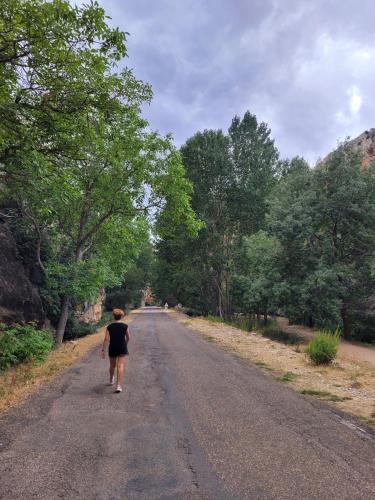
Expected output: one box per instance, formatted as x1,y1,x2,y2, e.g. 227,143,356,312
218,290,223,318
256,305,261,322
341,304,350,340
55,244,84,344
56,296,70,344
264,310,268,324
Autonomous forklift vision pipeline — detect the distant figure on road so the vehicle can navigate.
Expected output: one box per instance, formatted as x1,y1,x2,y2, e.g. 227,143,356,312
101,308,130,393
164,302,169,310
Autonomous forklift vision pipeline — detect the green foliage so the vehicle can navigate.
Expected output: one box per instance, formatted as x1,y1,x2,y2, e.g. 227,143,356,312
300,389,351,402
349,312,375,344
206,315,225,323
106,240,156,310
154,113,280,317
305,329,341,365
64,311,112,341
207,314,303,345
1,0,200,342
268,147,375,338
183,308,202,317
275,372,296,382
63,318,97,341
260,323,303,345
232,231,282,318
0,323,53,370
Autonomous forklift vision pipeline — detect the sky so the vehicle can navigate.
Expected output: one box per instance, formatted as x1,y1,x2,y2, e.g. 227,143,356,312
87,0,375,164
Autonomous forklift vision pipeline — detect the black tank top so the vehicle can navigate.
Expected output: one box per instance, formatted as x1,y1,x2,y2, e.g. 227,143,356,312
107,322,128,350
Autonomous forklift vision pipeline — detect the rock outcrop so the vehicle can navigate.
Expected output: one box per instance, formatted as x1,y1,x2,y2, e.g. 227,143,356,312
0,221,45,325
347,128,375,168
75,289,105,323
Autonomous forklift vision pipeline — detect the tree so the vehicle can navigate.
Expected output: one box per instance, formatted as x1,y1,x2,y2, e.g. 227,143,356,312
1,0,199,342
267,157,318,325
0,0,134,172
311,146,375,337
269,148,375,338
228,111,280,233
232,231,281,322
154,112,280,317
105,239,155,310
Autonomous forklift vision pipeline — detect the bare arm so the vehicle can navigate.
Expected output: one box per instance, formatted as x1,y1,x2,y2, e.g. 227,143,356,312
101,328,109,358
125,327,130,344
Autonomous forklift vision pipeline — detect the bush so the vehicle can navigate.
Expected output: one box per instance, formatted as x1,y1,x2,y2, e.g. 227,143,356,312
305,328,341,365
350,312,375,344
183,308,202,317
226,316,303,345
0,323,53,370
260,323,303,345
63,318,96,340
64,311,113,341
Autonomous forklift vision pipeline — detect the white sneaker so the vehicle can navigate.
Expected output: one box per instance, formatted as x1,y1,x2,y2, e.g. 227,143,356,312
115,385,122,393
109,376,115,386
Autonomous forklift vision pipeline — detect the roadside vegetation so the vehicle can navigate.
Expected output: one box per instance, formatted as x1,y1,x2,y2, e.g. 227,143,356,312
154,116,375,343
1,0,374,399
205,315,304,345
171,311,375,426
305,329,341,365
0,323,53,370
0,0,199,345
0,325,106,413
0,310,143,413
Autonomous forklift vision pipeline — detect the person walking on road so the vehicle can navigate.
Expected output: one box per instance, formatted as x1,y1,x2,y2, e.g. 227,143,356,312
102,308,130,393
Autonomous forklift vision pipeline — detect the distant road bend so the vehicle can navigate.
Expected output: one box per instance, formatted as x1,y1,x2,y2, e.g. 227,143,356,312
0,308,374,499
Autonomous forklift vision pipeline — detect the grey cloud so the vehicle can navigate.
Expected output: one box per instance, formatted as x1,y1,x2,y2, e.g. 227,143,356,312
97,0,375,163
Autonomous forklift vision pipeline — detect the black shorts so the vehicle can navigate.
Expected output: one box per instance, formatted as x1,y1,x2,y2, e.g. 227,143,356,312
108,345,128,358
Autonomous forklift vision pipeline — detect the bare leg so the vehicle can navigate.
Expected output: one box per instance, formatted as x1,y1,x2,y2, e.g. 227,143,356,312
116,356,126,386
109,357,116,382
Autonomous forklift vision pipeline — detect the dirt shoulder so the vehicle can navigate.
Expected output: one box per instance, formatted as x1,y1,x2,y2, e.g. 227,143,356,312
169,311,375,427
0,312,137,414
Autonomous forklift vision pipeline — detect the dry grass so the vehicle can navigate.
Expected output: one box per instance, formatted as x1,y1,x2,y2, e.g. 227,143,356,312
0,313,135,414
171,312,375,426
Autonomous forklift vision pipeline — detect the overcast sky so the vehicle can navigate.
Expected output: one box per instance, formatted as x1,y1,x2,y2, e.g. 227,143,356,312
92,0,375,164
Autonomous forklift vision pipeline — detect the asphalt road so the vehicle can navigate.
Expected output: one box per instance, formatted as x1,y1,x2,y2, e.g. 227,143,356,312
0,308,374,500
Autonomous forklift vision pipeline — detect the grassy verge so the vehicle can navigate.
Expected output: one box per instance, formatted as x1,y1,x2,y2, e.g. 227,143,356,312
0,312,134,414
300,389,352,402
0,327,105,414
206,315,304,345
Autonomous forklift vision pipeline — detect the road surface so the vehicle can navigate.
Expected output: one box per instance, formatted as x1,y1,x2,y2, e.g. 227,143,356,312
0,308,374,499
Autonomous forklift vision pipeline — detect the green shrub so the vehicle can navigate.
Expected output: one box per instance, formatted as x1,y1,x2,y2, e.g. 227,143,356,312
0,323,53,370
184,308,202,317
229,316,255,331
260,323,303,345
305,328,341,365
64,318,96,340
64,311,113,341
206,315,225,323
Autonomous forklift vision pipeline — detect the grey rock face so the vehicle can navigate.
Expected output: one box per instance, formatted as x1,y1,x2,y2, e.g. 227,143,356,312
0,222,45,325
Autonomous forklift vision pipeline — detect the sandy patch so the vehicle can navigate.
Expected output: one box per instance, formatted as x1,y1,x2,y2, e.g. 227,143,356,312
170,312,375,426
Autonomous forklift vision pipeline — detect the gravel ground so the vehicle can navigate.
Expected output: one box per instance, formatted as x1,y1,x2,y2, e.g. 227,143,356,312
0,308,374,499
172,312,375,424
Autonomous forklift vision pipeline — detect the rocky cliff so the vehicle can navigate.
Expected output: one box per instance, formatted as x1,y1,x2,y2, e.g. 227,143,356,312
347,128,375,168
0,222,45,325
75,289,105,323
